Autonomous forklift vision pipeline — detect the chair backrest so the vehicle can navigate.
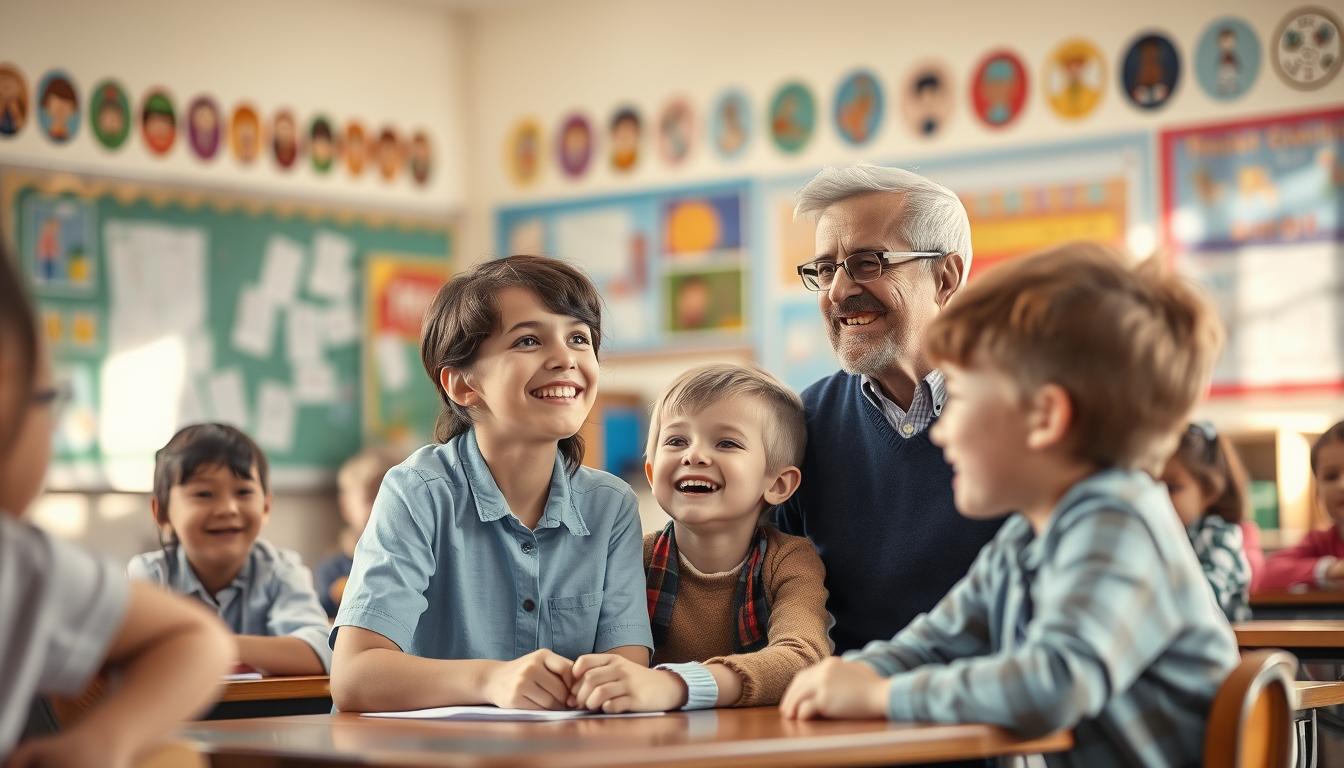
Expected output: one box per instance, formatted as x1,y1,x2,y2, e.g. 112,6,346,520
1204,650,1297,768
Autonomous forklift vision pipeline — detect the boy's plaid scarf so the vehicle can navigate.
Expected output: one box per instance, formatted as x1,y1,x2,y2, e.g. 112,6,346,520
646,522,771,653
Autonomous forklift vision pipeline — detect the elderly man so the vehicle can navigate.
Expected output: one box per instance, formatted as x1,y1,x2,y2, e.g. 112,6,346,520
775,164,1002,654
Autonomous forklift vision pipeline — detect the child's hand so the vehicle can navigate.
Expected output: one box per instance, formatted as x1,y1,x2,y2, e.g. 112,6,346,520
570,653,686,713
483,649,576,710
779,658,889,721
4,729,130,768
1328,559,1344,582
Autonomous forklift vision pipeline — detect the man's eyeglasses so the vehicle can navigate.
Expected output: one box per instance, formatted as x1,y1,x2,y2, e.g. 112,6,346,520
796,251,945,291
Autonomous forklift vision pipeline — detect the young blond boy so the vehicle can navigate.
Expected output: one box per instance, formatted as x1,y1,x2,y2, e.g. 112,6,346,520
780,243,1239,765
570,364,831,711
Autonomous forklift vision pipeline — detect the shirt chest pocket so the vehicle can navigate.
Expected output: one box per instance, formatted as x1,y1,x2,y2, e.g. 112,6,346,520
547,590,603,659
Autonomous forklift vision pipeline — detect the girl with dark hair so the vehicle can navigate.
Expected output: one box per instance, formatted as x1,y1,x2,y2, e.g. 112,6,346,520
330,255,652,713
1159,422,1256,621
128,422,332,675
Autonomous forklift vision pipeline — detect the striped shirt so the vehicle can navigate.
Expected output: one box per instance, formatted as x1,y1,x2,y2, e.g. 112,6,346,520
860,369,946,439
845,468,1238,767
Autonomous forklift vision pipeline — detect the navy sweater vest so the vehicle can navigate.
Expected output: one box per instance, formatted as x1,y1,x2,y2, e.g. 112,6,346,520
775,371,1003,654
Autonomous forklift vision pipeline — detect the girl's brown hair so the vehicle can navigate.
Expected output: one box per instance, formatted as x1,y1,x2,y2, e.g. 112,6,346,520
1311,420,1344,476
0,236,38,452
419,255,602,471
1170,423,1249,524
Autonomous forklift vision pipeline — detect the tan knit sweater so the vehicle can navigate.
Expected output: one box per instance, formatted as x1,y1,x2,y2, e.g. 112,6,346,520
642,526,832,707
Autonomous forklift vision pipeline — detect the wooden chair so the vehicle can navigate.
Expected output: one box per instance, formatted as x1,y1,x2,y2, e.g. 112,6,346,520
1204,650,1297,768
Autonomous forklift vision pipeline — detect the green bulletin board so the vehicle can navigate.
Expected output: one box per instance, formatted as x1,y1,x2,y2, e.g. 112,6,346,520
3,169,452,489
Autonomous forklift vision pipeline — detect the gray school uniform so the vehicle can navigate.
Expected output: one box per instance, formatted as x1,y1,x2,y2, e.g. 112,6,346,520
128,538,332,672
1,515,129,755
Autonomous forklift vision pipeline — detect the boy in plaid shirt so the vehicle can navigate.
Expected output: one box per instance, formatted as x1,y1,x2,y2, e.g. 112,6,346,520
781,243,1239,766
570,364,831,711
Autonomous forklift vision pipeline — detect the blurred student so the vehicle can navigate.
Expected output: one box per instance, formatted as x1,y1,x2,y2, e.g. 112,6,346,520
129,423,331,675
1,243,231,765
314,445,402,618
1261,421,1344,590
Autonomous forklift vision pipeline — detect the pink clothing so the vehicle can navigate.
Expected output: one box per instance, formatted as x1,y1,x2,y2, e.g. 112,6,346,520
1239,522,1266,592
1259,526,1344,590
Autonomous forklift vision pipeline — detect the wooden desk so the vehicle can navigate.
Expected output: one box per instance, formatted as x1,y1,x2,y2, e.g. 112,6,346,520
205,676,332,720
174,707,1073,767
1252,591,1344,608
1234,620,1344,661
1296,681,1344,711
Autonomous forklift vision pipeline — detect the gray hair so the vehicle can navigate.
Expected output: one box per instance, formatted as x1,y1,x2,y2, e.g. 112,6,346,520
794,164,973,283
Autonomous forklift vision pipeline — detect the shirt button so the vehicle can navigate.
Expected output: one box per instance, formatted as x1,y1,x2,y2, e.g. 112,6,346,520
522,599,536,612
521,541,535,554
901,423,915,436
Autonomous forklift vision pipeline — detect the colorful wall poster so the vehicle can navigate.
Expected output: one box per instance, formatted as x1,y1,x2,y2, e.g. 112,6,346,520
711,89,750,160
658,98,694,166
1121,32,1181,110
37,70,80,144
833,69,883,146
141,89,176,156
609,106,641,172
970,50,1028,129
769,82,815,154
557,113,594,179
187,95,222,160
496,180,751,353
900,60,954,139
363,254,452,447
1195,17,1261,101
1272,7,1342,90
89,79,130,150
1044,39,1105,120
1161,108,1344,394
0,64,28,137
23,195,98,294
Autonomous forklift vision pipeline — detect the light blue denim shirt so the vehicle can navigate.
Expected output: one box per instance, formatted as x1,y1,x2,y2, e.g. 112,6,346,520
128,538,332,672
331,428,653,661
845,468,1238,767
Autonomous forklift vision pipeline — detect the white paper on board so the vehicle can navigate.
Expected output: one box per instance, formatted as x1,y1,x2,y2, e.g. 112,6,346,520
260,236,306,303
254,381,296,453
231,286,277,358
286,302,325,362
207,369,250,429
322,303,360,346
309,231,355,300
554,207,631,280
294,359,339,404
375,334,411,391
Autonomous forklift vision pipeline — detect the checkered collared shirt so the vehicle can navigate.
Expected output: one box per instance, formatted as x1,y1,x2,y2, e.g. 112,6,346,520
860,369,946,439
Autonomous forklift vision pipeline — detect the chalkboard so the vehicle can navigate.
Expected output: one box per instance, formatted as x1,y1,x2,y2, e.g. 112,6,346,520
1,168,453,489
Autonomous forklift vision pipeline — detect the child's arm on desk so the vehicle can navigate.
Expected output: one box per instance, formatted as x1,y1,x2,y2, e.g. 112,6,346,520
330,626,575,712
9,583,232,768
242,551,334,675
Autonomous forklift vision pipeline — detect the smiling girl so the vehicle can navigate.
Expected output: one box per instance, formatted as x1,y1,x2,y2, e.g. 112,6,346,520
330,255,651,713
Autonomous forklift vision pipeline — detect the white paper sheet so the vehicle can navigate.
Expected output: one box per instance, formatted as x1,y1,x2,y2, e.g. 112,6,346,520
231,286,278,358
260,236,306,303
309,231,355,300
322,303,360,346
360,706,666,722
286,302,325,362
294,359,339,404
222,672,263,681
375,334,411,391
207,369,250,428
254,381,296,453
104,220,207,352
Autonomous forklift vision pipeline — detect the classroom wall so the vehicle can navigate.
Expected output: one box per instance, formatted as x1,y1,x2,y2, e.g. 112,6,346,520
0,0,468,213
457,0,1344,533
3,0,470,565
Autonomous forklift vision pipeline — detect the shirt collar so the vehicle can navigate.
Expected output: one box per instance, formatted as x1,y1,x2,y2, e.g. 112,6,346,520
173,543,252,600
460,428,590,536
860,369,947,415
